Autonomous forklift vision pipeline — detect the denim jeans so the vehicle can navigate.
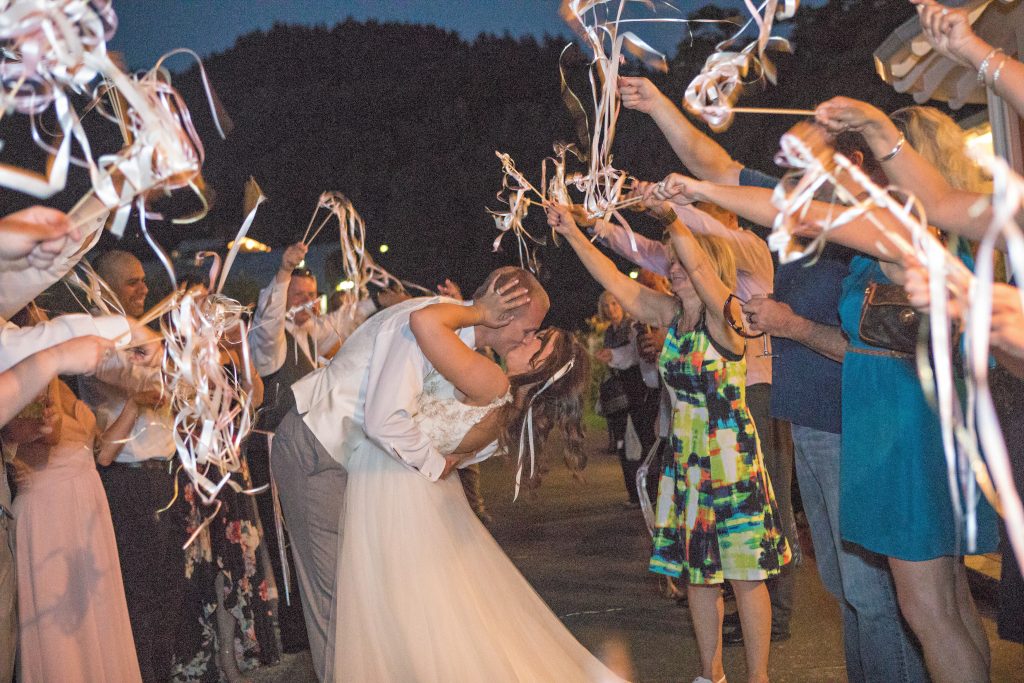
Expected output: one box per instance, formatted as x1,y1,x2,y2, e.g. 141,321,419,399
791,424,927,683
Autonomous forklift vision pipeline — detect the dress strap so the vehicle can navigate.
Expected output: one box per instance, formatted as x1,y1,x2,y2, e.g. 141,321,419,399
697,309,744,362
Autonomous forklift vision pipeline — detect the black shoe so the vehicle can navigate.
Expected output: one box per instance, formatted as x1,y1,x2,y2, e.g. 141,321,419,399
721,625,791,647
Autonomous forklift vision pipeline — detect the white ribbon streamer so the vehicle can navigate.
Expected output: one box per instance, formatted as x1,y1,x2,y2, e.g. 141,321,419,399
514,358,575,501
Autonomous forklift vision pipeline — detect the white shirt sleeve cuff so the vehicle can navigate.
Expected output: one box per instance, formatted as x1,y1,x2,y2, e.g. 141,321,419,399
92,315,132,347
420,451,448,482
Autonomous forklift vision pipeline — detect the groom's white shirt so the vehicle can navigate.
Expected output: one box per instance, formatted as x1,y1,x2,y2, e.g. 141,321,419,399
291,295,474,482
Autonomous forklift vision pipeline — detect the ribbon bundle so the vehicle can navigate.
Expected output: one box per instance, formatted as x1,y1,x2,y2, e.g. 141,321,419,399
492,1,712,269
1,2,228,242
684,0,799,131
301,191,406,308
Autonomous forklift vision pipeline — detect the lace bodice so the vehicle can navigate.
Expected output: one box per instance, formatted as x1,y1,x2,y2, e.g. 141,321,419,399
415,369,511,455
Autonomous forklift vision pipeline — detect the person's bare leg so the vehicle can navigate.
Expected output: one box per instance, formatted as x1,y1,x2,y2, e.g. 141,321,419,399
687,583,726,682
954,560,991,670
889,556,988,683
731,579,771,683
215,572,254,683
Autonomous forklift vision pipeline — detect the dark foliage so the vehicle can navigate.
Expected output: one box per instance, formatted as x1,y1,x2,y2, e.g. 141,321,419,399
1,2,943,330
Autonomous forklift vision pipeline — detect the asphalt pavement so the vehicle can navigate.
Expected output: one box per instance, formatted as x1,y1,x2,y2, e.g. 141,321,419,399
253,434,1023,682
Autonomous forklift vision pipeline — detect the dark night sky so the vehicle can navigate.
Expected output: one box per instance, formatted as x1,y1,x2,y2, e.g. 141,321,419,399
110,1,808,70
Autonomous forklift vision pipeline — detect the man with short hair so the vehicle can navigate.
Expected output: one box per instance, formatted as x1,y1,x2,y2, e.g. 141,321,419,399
81,249,186,683
273,265,548,679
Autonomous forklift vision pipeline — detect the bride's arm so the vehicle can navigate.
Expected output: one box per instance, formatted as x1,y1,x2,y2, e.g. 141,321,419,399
411,280,529,404
410,304,514,405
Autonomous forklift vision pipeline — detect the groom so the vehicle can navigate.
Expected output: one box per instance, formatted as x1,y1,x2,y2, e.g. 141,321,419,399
271,266,549,680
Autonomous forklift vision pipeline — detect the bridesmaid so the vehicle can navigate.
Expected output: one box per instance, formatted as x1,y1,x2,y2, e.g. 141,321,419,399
4,359,142,681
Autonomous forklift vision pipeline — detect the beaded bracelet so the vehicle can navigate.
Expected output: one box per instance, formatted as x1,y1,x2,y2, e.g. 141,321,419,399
977,47,1003,85
992,56,1009,88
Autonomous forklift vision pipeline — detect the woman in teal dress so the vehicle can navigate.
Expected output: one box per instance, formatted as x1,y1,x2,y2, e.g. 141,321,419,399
548,198,789,683
814,102,998,683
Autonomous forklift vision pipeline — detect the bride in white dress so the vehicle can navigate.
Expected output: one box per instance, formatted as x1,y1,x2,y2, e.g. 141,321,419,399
326,284,628,682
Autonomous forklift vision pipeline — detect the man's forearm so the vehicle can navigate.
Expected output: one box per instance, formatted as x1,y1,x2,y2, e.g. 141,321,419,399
649,101,742,185
692,182,779,229
780,316,847,363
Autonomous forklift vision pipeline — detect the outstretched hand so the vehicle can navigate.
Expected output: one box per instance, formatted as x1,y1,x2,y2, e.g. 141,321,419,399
545,204,580,237
814,96,890,137
473,277,530,329
618,76,669,114
629,180,675,219
648,173,701,205
0,206,80,271
912,0,979,67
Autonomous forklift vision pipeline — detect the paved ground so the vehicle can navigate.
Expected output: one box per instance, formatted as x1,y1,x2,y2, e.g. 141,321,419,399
253,435,1023,682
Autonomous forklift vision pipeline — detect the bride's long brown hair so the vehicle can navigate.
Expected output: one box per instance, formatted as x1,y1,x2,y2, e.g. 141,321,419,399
494,328,591,487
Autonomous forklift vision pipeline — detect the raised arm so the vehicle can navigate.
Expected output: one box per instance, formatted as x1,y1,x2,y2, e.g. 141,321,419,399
814,96,993,241
652,205,744,356
410,283,528,404
618,76,743,185
589,216,672,276
0,336,114,428
248,242,308,376
363,301,476,481
546,205,679,328
914,0,1024,118
0,196,110,319
658,173,912,263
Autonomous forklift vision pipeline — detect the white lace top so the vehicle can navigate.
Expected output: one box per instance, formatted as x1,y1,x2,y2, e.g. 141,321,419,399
414,368,512,456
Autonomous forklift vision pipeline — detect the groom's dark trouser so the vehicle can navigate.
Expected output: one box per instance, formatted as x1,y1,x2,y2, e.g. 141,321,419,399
273,408,347,682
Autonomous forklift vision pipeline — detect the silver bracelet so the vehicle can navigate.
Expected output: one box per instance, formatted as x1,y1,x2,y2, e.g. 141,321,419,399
992,56,1009,88
977,47,1002,84
877,133,906,162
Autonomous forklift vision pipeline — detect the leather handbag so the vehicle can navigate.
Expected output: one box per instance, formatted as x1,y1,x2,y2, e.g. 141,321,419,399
597,374,630,416
857,282,920,355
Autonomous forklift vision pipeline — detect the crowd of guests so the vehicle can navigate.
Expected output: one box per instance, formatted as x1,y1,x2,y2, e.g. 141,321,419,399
572,5,1024,683
0,209,502,682
0,2,1022,683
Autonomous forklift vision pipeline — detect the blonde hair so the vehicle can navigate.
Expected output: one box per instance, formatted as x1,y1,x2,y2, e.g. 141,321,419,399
891,106,990,193
696,233,738,291
661,231,738,291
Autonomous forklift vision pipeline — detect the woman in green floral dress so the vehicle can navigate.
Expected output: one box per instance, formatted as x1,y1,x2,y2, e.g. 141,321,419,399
548,195,789,683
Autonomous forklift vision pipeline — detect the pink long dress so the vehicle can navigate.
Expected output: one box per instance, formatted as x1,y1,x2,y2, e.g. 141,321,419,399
12,399,142,683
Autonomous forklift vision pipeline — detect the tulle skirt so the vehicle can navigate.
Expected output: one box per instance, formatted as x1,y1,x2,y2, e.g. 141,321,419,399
327,436,626,682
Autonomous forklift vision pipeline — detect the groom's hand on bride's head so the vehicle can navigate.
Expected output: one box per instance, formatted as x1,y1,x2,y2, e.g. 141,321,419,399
473,277,530,329
440,454,463,480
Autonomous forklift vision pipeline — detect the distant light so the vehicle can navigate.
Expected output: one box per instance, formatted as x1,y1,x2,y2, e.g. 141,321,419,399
628,269,639,279
379,244,389,254
226,236,272,253
298,259,306,269
336,280,355,292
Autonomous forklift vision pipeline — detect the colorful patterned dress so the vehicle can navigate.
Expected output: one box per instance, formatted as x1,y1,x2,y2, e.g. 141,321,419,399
650,313,790,584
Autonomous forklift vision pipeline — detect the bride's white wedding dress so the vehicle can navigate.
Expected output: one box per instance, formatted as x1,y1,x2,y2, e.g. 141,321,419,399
326,369,626,682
